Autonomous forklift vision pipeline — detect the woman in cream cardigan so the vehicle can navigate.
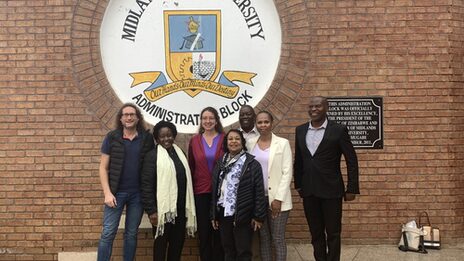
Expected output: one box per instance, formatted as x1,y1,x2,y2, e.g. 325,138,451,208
246,111,293,261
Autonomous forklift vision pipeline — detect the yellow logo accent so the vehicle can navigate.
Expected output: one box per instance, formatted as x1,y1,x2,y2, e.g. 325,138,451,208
130,71,256,101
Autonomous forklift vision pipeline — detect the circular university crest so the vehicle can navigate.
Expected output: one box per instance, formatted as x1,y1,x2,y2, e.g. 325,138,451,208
100,0,281,133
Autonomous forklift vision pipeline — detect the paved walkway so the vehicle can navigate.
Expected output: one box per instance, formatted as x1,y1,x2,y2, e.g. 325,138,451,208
287,243,464,261
57,243,464,260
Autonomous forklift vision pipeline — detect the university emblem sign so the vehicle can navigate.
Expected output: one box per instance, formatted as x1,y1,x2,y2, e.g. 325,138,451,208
101,0,281,133
163,10,222,92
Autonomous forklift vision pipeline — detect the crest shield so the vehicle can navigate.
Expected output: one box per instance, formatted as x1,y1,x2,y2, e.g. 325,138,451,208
164,10,221,97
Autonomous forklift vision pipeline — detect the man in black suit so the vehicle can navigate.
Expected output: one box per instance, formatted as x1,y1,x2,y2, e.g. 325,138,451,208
294,96,359,261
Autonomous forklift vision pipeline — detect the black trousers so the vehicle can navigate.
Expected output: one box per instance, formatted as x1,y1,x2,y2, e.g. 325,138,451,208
219,214,253,261
195,193,224,261
303,196,342,261
153,216,186,261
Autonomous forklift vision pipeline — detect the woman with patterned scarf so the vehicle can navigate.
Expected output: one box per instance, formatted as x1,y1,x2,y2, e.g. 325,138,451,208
210,129,267,261
141,121,196,261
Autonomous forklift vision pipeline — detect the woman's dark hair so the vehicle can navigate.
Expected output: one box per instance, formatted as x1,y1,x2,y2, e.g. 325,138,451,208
198,106,224,134
222,129,247,153
256,110,274,123
116,103,146,130
153,121,177,140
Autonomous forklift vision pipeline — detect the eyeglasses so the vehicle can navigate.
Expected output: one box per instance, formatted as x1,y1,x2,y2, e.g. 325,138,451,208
122,113,137,118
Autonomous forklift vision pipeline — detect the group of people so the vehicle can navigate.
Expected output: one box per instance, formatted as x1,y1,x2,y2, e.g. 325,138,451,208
96,96,359,261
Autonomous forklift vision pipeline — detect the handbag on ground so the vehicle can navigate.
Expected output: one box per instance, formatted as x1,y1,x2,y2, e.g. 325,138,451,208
419,211,441,249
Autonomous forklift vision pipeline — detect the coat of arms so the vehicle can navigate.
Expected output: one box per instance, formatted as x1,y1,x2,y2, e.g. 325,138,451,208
129,10,256,101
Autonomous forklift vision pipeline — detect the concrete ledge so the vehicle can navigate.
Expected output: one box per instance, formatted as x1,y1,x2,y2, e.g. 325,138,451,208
118,214,152,229
58,252,97,261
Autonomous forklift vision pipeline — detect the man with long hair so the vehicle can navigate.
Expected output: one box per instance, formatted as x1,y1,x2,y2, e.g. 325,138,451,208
97,103,155,261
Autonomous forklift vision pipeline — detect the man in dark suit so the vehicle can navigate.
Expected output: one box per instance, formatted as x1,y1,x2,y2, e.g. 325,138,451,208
294,96,359,261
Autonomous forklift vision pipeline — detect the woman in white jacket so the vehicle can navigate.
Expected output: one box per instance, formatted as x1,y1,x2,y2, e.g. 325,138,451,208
246,111,293,261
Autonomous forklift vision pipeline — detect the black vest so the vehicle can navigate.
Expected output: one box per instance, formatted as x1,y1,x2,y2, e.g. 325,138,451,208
106,128,154,194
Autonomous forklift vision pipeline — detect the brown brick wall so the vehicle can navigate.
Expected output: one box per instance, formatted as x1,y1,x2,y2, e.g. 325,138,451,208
0,0,463,260
450,0,464,238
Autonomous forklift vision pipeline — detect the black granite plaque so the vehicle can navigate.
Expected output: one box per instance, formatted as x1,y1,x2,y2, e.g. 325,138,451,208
327,97,383,149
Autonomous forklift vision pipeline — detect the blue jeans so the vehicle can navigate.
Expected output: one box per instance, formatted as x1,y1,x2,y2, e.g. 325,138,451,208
97,191,144,261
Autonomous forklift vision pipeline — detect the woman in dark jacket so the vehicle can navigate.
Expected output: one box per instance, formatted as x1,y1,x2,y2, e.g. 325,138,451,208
141,121,196,261
210,129,267,261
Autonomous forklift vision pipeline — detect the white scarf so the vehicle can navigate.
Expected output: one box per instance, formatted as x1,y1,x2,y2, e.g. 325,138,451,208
220,153,246,217
155,144,196,238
